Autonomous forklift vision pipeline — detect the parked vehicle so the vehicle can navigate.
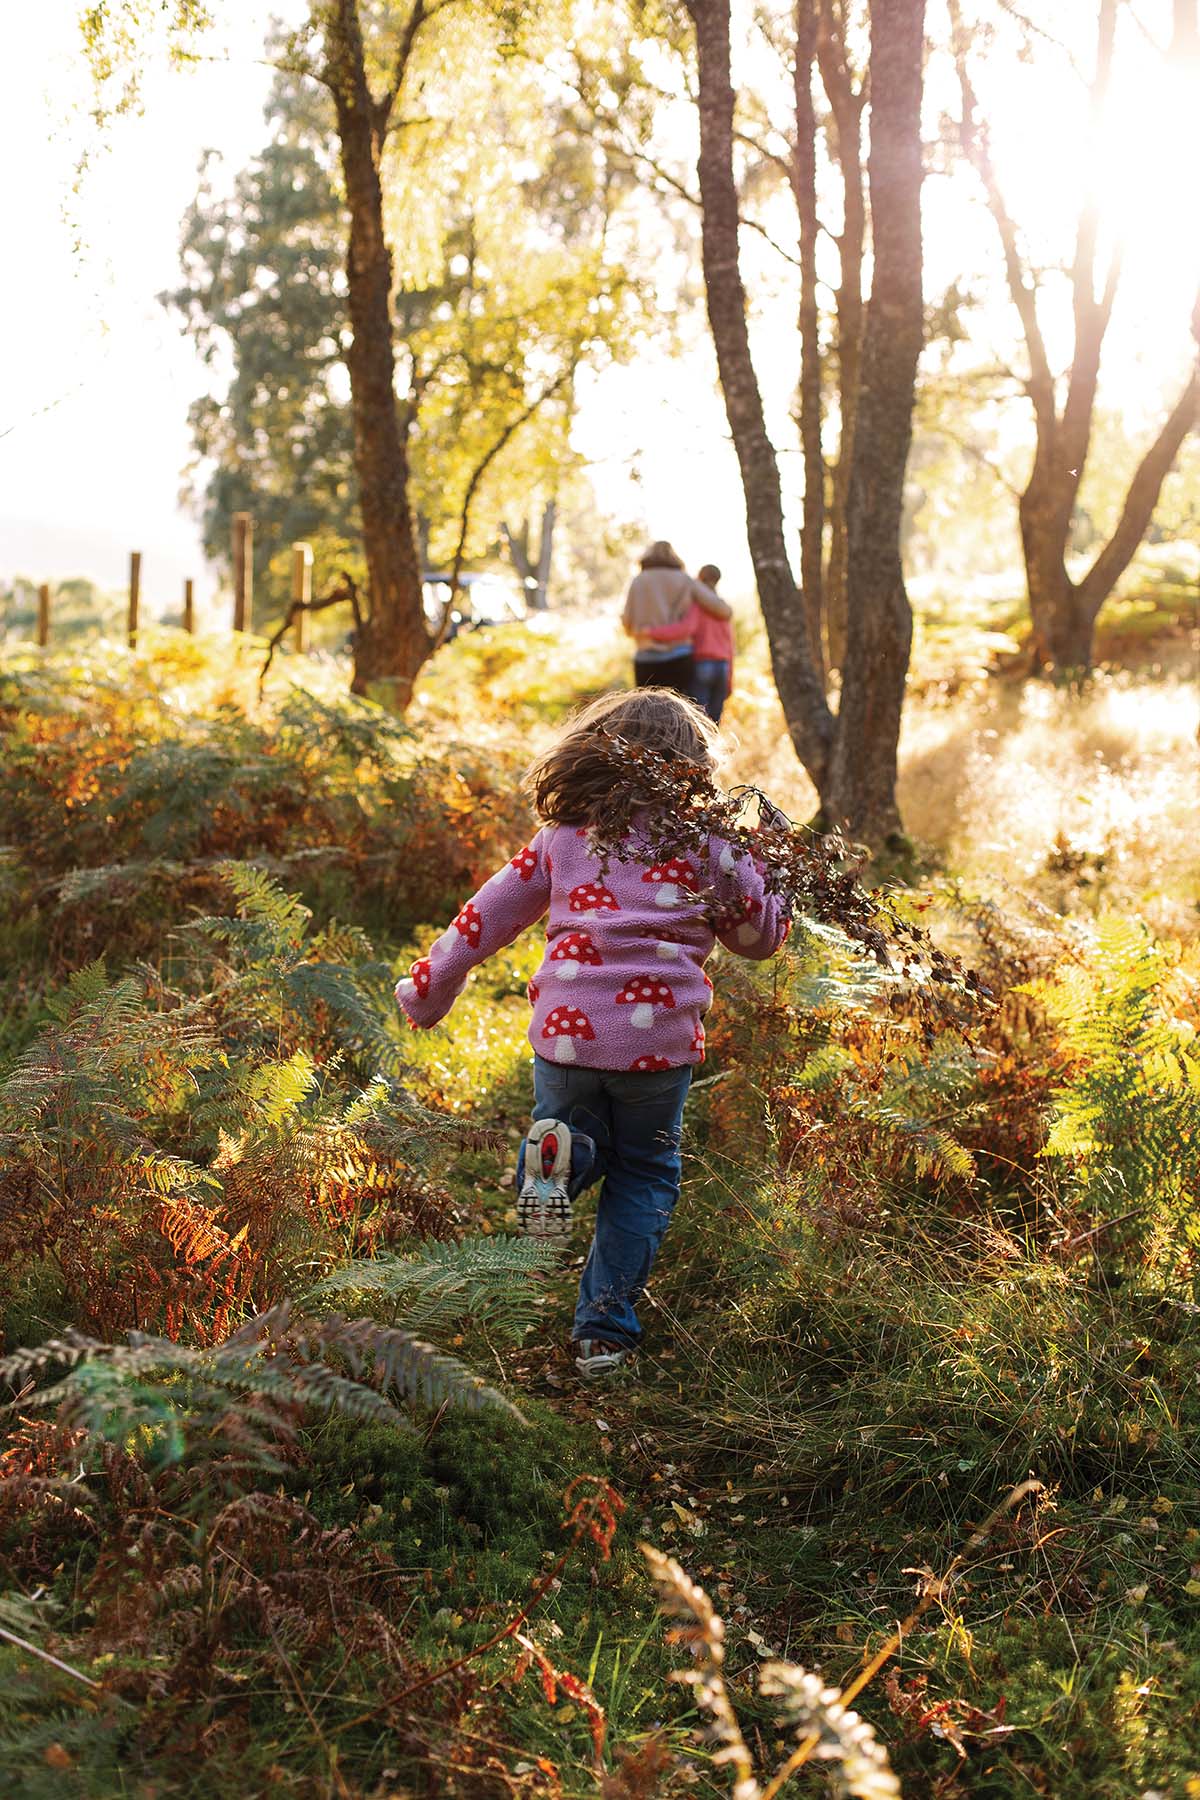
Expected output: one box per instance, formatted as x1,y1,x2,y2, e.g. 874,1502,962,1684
422,572,526,640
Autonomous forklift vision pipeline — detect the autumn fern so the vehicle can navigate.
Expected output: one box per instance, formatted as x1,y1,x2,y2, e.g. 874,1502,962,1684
643,1546,899,1800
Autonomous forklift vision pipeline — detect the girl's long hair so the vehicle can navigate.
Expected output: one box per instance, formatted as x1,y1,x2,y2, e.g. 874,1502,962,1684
524,689,721,827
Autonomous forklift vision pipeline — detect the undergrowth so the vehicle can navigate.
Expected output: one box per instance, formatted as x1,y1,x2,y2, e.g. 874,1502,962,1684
3,634,1200,1798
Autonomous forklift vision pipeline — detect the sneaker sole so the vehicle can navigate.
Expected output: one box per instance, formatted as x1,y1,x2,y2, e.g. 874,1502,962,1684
574,1348,629,1378
517,1191,573,1241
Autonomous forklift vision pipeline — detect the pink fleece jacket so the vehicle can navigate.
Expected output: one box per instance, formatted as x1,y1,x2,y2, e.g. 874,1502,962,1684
395,825,788,1070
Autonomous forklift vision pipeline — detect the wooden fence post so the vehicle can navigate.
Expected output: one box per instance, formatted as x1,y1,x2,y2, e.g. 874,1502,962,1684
292,542,313,651
183,578,195,634
128,552,142,649
232,512,253,632
37,583,51,647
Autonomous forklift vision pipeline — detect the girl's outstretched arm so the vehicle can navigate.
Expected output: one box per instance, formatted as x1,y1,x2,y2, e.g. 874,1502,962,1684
396,832,552,1028
709,837,790,962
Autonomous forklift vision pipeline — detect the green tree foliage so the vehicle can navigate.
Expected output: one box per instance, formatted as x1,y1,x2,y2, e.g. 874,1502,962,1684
166,30,653,628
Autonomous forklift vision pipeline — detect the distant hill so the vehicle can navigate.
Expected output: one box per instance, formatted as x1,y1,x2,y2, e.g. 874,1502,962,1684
0,514,219,622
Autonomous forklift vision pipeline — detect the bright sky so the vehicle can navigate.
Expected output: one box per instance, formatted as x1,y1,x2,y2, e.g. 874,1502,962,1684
0,3,298,618
1,1,1196,619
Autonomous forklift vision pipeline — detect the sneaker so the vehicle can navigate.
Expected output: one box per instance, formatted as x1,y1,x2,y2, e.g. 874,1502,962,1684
517,1118,574,1242
573,1337,629,1379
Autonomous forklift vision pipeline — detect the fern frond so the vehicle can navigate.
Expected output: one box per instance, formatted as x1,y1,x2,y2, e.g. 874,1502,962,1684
641,1545,758,1800
4,1303,523,1483
302,1235,555,1342
760,1662,900,1800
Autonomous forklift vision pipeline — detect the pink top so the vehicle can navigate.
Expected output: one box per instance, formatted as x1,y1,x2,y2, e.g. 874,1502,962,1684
647,602,735,681
395,824,788,1070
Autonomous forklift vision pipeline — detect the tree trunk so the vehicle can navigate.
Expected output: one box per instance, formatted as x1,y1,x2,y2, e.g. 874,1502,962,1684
686,0,834,789
327,0,430,707
792,0,826,683
816,2,866,675
953,0,1198,677
534,500,556,610
823,0,925,842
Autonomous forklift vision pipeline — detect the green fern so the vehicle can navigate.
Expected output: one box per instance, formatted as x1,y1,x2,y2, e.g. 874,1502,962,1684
1036,916,1200,1257
181,862,405,1076
303,1235,556,1342
0,1303,523,1481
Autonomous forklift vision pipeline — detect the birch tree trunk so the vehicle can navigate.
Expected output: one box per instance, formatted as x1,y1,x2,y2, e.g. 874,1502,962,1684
684,0,925,842
823,0,925,841
792,0,826,682
686,0,835,791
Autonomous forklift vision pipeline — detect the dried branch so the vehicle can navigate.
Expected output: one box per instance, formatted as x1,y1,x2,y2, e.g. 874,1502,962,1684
258,573,361,693
431,370,573,653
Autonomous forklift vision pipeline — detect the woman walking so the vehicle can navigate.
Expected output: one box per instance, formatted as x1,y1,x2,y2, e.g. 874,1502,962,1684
622,541,730,694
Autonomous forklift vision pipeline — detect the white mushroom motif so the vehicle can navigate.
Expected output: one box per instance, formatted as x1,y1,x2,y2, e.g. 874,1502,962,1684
541,1004,595,1063
548,930,602,981
615,976,675,1031
642,858,698,909
736,895,763,947
655,929,690,962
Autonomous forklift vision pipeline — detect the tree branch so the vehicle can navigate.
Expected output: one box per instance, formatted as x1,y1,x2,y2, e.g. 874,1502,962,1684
1077,311,1200,618
948,0,1057,438
258,572,361,692
377,0,427,130
1060,0,1119,483
432,372,573,653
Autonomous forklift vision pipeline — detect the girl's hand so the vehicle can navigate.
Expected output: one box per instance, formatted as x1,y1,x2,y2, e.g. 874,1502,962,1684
757,797,792,834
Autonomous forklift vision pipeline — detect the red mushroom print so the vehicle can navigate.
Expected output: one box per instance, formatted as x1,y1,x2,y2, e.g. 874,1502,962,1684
453,901,483,948
643,858,698,909
510,844,538,881
568,880,620,914
691,1024,706,1061
541,1004,595,1064
410,957,432,999
548,930,603,981
527,979,540,1006
630,1054,672,1072
615,976,675,1031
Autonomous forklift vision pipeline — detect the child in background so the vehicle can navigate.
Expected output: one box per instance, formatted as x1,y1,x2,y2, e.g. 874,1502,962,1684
643,562,734,723
395,690,788,1378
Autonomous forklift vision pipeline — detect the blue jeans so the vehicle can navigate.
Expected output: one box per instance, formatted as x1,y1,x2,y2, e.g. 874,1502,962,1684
531,1055,692,1349
690,658,730,723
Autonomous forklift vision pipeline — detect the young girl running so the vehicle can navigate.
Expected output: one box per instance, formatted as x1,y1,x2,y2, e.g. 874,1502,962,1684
395,690,789,1378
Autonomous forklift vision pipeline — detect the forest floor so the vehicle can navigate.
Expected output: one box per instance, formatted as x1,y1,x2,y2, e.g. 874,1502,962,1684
1,584,1199,1800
